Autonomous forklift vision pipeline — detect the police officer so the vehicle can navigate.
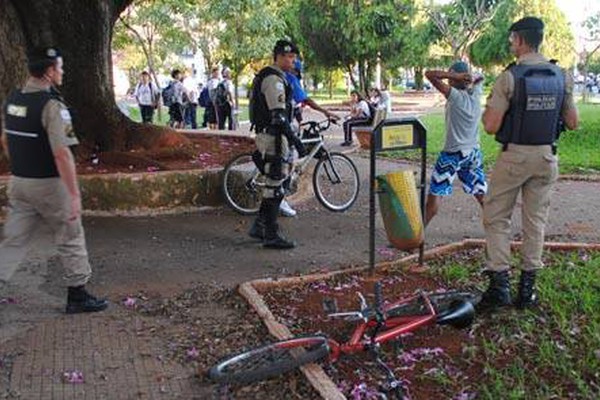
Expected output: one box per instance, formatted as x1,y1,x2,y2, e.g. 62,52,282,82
481,17,579,310
248,40,305,249
0,47,108,313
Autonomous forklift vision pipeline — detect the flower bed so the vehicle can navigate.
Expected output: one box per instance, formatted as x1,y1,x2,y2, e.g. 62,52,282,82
239,240,600,399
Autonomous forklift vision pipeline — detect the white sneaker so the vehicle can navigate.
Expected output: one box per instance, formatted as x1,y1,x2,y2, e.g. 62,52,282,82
279,200,297,217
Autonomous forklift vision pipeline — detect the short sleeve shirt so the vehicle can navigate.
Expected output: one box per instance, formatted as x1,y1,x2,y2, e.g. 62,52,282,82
261,66,287,111
486,52,575,117
354,100,371,119
22,81,78,152
285,72,308,104
444,84,483,152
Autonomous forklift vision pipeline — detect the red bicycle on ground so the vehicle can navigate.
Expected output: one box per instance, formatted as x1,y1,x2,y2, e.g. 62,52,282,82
208,282,480,398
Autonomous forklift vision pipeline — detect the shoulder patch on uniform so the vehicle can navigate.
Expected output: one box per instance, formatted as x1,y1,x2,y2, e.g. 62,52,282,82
60,109,72,121
7,104,27,118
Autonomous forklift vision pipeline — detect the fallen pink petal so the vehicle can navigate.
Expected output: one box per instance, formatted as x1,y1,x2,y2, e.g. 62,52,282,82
123,297,137,308
62,370,84,384
186,347,200,359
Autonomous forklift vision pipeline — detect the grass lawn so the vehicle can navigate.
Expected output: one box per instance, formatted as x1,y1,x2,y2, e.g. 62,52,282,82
125,104,250,127
383,103,600,175
431,248,600,399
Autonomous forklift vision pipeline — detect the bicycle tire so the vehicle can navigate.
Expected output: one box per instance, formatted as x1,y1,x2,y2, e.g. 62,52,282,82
222,152,262,215
208,336,330,385
386,291,480,318
312,152,360,212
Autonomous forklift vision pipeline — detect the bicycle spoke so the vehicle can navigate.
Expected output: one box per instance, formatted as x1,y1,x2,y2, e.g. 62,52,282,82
313,153,359,212
209,336,329,384
222,153,262,215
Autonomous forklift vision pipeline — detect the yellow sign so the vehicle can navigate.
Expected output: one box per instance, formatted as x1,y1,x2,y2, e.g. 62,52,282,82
381,124,413,149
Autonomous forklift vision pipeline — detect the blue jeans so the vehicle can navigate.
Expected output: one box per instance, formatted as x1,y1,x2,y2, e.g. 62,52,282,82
185,103,198,129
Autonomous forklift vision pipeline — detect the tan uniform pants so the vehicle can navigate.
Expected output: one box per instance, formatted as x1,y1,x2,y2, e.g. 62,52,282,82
483,144,558,272
0,177,92,286
255,132,291,199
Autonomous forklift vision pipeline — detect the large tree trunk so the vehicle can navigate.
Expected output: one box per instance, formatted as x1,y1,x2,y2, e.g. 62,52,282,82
1,0,187,155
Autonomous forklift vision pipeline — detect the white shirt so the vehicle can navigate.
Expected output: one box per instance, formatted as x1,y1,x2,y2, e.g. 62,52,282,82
354,100,371,119
183,77,200,105
134,81,158,106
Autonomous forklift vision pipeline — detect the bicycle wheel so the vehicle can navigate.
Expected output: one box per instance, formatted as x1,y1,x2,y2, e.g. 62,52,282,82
208,336,330,385
386,291,481,318
222,152,262,215
313,152,360,212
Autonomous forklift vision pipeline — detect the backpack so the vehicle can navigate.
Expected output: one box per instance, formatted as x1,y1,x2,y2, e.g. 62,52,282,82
198,86,211,108
214,81,230,107
161,82,176,107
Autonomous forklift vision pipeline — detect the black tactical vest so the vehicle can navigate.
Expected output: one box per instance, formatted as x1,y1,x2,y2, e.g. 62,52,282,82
4,90,60,178
496,63,565,145
249,66,293,132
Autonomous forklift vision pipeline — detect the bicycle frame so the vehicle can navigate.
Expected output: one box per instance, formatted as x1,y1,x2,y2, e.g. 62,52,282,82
326,291,437,362
248,121,333,190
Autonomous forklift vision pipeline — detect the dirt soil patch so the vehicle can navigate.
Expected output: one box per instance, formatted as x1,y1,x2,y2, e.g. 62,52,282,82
258,249,484,400
0,134,254,176
239,246,599,399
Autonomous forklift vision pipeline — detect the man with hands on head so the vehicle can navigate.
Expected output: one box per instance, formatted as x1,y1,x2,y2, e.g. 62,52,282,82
424,61,487,227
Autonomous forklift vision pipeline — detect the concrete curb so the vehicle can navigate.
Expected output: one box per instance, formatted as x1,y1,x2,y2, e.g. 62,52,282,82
236,239,600,399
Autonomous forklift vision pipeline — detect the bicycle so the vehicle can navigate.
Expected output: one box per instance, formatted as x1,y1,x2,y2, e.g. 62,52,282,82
208,282,481,398
221,118,360,215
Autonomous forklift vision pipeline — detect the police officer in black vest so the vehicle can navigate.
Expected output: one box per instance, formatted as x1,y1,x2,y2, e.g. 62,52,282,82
481,17,579,311
0,47,108,314
248,40,306,249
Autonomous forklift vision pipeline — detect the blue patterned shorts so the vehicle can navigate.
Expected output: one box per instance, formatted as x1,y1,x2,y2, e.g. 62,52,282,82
429,148,487,196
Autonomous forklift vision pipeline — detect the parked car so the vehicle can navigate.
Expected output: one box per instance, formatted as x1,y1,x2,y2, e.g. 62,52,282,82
403,79,432,90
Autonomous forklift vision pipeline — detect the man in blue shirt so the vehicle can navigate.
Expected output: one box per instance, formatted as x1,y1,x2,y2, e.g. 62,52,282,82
279,60,338,217
285,60,338,123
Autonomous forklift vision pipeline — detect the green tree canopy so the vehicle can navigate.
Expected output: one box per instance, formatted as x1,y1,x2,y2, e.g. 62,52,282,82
470,0,575,68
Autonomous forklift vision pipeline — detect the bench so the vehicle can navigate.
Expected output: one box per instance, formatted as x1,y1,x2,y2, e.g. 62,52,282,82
353,108,387,149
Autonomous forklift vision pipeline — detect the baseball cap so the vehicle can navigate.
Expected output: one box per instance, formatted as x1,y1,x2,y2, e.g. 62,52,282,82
273,40,299,57
510,17,544,32
27,47,61,64
449,61,469,73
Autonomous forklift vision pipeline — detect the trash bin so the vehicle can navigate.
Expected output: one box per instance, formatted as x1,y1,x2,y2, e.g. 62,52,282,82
376,170,424,250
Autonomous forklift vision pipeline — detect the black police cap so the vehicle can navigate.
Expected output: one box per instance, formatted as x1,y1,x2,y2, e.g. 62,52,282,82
273,40,299,56
510,17,544,32
27,47,62,64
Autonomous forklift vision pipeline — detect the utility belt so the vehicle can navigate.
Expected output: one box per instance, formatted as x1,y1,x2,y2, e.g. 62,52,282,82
501,142,557,155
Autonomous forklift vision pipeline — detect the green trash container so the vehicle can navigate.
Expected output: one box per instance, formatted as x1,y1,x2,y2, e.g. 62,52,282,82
376,170,424,250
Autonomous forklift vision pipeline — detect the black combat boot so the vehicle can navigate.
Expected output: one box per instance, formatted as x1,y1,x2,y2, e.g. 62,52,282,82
262,198,295,249
66,286,109,314
248,203,267,240
477,270,512,311
514,270,538,309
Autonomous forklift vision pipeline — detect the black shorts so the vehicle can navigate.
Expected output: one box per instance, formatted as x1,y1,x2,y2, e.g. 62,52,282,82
206,106,217,124
169,104,184,122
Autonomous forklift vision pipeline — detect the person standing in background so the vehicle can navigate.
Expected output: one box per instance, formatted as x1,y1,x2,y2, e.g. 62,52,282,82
134,71,159,123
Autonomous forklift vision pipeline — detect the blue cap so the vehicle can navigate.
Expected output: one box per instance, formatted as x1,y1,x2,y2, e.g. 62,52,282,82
449,61,469,73
294,59,302,73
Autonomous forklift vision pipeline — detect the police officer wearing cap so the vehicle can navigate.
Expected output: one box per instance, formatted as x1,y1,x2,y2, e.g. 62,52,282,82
481,17,579,311
248,40,306,249
0,46,108,313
